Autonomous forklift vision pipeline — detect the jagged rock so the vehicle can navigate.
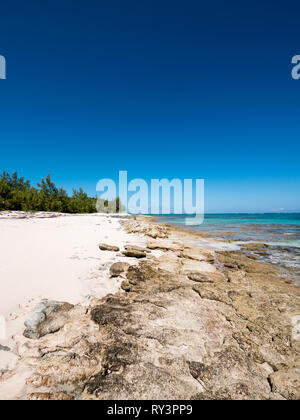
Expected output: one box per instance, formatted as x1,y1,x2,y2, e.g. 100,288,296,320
269,366,300,400
180,247,213,262
152,254,182,274
123,220,169,239
122,250,146,258
109,262,130,277
98,243,120,252
187,347,279,400
147,240,184,252
186,271,226,283
23,300,74,339
145,226,168,239
181,258,216,274
247,254,259,260
217,252,277,274
227,271,247,284
124,245,150,253
4,218,300,400
242,243,269,252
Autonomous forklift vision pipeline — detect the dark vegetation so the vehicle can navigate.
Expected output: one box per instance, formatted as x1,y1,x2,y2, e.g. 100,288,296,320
0,171,122,213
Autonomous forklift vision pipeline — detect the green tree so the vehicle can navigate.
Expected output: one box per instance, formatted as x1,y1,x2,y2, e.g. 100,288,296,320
0,171,121,214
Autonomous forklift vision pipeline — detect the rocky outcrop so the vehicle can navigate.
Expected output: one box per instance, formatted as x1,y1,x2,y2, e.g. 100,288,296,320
86,256,299,400
109,262,130,277
269,366,300,400
122,250,147,258
124,245,150,253
4,219,300,400
242,243,269,252
186,271,225,283
180,247,215,263
23,300,74,339
147,240,184,252
122,245,149,258
98,243,120,252
122,220,169,239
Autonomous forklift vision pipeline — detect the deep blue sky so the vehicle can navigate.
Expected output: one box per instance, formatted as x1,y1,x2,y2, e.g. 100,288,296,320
0,0,299,212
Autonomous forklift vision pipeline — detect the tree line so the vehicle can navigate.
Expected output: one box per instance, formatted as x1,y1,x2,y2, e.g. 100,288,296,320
0,171,122,214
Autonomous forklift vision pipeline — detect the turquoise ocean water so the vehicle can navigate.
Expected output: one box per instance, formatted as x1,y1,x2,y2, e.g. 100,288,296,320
156,213,300,282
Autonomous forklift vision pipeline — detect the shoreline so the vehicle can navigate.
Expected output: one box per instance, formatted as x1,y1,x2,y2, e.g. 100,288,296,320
0,212,299,400
0,212,143,315
145,215,300,285
0,212,146,398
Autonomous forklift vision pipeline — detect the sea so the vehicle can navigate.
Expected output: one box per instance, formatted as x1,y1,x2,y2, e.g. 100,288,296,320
156,213,300,283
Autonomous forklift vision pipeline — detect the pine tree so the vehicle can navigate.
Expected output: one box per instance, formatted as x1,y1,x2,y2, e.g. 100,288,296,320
0,171,121,214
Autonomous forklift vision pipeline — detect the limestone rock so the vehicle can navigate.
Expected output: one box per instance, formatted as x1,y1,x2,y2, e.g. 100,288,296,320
242,243,269,252
217,252,277,274
152,254,182,274
122,250,146,258
123,220,168,239
98,243,120,252
4,218,300,401
145,226,168,239
186,271,226,283
124,245,150,253
109,262,130,277
180,247,213,262
24,299,74,339
147,240,184,252
269,366,300,400
181,258,216,274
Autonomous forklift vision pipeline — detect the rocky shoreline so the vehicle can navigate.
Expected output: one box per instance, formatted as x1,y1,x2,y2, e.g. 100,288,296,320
1,216,299,400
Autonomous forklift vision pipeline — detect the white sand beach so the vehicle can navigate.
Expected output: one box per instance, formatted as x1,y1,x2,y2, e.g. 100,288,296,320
0,212,145,395
0,213,144,316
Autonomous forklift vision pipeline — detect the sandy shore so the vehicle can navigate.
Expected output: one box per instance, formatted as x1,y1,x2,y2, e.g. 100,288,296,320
0,213,144,316
0,213,299,400
0,212,145,397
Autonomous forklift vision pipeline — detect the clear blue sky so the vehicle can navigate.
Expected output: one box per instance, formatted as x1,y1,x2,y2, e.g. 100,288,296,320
0,0,299,212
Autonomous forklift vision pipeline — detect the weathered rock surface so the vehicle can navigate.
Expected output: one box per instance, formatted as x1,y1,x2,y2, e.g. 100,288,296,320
242,243,269,252
124,245,150,253
147,240,184,252
123,220,169,239
181,258,216,274
180,247,215,263
216,251,278,274
98,243,120,252
109,262,130,277
122,250,146,258
85,257,299,400
269,366,300,400
186,271,226,283
23,300,74,339
4,219,300,400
